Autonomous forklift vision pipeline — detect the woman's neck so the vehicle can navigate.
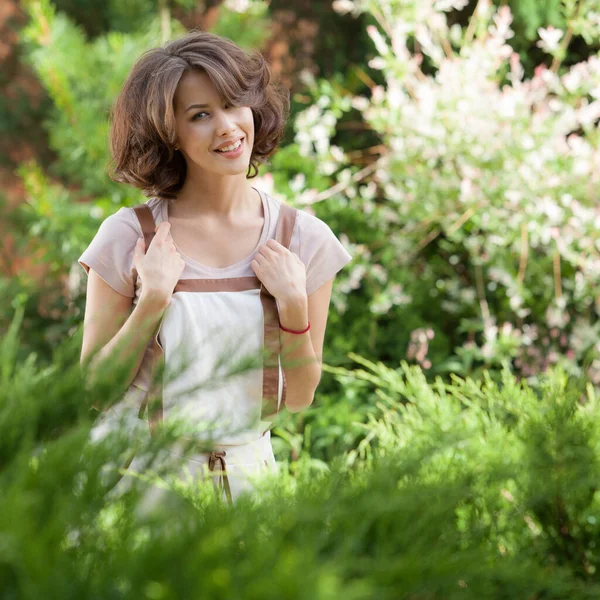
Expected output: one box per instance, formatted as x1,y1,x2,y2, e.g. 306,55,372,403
173,173,256,219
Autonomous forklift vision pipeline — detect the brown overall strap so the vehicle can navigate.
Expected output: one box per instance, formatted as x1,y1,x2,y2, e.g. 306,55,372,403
132,205,163,434
133,205,156,247
260,202,297,419
275,202,297,248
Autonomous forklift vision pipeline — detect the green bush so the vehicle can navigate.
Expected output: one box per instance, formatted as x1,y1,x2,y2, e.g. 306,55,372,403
3,308,600,597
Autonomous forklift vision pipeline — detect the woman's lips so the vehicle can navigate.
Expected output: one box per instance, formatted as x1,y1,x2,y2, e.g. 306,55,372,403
213,137,244,159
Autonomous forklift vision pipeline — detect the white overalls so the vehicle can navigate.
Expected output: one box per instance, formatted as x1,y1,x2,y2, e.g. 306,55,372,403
109,200,297,505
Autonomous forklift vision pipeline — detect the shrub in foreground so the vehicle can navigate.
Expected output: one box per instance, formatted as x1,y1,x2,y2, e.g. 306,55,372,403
2,313,600,597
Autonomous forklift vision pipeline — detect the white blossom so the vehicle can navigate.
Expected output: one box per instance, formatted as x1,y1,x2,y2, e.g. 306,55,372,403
537,26,564,53
332,0,355,15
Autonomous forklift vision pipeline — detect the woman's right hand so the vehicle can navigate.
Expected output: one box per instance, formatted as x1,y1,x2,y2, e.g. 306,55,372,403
133,222,185,305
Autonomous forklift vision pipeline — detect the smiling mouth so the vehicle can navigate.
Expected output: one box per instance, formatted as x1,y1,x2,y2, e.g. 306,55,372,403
214,138,244,153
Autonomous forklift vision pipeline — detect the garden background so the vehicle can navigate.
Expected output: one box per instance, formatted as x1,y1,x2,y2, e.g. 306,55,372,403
3,0,600,597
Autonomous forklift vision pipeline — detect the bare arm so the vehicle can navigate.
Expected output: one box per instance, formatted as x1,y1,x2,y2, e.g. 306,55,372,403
80,268,168,396
279,278,333,413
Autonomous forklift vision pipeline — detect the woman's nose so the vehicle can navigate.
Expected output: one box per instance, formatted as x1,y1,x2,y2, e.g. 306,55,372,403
214,110,236,135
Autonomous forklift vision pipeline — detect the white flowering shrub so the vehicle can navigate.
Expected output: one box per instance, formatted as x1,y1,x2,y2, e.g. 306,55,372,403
278,0,600,381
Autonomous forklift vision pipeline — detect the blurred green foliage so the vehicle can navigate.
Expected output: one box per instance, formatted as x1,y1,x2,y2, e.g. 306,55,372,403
3,310,600,596
2,0,600,472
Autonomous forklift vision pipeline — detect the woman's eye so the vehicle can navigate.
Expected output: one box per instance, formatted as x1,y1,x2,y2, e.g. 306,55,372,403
192,105,233,120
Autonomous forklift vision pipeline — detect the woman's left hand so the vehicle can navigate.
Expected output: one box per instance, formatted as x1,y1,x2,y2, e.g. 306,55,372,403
251,239,307,301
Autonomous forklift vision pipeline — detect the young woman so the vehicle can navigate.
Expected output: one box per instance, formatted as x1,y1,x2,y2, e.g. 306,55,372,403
79,30,352,504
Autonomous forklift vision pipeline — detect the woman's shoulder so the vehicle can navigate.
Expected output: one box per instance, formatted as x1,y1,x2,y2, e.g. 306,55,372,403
262,189,330,238
88,204,142,243
97,196,164,234
78,203,148,297
130,196,164,226
293,205,337,238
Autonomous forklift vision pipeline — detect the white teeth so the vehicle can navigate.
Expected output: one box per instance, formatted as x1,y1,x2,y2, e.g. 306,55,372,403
216,139,242,153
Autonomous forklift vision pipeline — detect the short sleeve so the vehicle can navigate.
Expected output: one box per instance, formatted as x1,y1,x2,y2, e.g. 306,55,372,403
296,210,353,296
78,207,142,298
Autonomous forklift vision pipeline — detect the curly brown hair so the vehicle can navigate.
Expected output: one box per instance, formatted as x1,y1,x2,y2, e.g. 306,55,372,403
108,30,290,200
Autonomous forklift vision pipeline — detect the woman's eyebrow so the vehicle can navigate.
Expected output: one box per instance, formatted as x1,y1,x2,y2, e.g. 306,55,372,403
186,103,210,112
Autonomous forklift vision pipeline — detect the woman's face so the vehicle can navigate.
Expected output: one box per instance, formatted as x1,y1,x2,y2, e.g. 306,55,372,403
173,69,255,177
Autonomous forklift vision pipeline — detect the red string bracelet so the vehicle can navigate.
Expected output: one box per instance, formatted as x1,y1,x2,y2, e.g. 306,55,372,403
279,321,311,335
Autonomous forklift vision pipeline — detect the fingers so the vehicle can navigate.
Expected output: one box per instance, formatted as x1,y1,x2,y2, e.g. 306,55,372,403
265,239,284,252
148,222,177,254
134,237,145,257
257,242,281,259
154,221,172,243
255,240,295,264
